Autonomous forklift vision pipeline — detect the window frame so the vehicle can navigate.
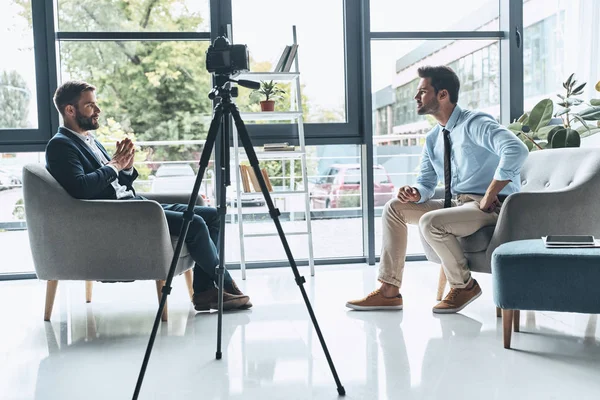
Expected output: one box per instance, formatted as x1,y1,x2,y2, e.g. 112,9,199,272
0,1,57,152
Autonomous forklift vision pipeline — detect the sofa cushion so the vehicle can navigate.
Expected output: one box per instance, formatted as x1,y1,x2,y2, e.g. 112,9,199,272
492,239,600,313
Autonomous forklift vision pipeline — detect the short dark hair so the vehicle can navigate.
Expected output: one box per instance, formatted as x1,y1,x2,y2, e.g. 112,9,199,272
53,81,96,116
417,66,460,104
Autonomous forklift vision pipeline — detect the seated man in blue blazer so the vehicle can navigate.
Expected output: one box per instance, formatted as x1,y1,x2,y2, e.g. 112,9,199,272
46,80,251,311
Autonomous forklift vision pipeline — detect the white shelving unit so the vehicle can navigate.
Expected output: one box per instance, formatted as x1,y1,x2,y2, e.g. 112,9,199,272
232,26,314,279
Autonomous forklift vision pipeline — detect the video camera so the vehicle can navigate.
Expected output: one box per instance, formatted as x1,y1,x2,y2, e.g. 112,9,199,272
205,36,249,77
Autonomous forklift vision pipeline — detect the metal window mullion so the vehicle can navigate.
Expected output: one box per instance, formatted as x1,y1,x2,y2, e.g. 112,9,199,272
370,31,505,40
358,0,375,265
500,0,524,125
55,32,210,41
0,0,55,150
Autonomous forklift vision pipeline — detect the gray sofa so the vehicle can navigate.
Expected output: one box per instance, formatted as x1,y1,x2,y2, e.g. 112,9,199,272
23,164,204,321
420,147,600,302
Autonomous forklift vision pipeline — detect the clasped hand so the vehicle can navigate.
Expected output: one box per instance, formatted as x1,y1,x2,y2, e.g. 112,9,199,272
397,185,421,203
109,138,135,171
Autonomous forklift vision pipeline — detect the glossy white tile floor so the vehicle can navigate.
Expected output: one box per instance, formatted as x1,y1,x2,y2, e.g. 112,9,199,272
1,261,600,400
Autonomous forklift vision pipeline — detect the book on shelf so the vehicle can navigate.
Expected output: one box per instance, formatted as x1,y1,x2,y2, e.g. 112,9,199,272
273,45,291,72
239,164,273,192
282,44,298,72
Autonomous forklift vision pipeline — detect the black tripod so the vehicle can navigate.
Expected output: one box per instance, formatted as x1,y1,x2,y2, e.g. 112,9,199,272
133,74,345,398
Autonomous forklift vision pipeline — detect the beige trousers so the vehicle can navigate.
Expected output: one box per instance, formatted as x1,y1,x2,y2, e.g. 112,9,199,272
379,194,500,289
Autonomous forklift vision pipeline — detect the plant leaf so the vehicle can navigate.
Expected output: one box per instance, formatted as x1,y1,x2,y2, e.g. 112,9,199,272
507,122,523,132
596,81,600,92
571,114,590,130
517,112,529,124
565,73,575,88
578,106,600,120
565,128,581,147
555,107,570,117
569,79,577,91
591,99,600,106
536,125,563,141
557,94,565,100
578,127,600,138
550,128,567,148
573,82,587,94
545,126,564,142
528,99,554,132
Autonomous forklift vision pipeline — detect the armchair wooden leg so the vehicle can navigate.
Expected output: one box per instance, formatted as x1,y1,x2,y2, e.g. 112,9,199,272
513,310,520,332
436,265,447,301
44,280,58,321
502,309,514,349
496,307,501,318
184,269,194,301
85,281,93,303
155,280,168,322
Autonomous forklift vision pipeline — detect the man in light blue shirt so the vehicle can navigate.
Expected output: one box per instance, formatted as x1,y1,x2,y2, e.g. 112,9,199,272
347,66,528,314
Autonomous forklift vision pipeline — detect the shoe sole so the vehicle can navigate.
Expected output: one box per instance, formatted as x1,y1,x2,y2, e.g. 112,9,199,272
345,303,403,311
432,290,482,314
209,298,249,311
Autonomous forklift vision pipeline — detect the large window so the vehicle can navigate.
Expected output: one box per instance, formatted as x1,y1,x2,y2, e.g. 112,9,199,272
0,1,38,130
0,0,533,276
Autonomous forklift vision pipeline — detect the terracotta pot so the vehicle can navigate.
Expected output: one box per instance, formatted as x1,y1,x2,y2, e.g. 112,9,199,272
260,100,275,112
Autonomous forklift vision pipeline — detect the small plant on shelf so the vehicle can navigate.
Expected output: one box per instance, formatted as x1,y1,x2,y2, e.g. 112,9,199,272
252,80,285,111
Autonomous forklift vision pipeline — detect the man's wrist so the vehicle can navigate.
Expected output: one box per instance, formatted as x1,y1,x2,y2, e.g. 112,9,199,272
108,162,121,173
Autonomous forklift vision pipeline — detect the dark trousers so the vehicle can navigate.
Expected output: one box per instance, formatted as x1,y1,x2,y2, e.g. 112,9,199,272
161,203,233,293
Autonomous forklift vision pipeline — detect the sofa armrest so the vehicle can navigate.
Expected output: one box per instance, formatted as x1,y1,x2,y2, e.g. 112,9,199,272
486,186,600,260
140,192,205,206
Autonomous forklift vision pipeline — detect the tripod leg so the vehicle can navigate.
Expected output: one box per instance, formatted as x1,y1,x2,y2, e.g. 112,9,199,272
230,106,346,396
132,105,224,400
215,105,231,360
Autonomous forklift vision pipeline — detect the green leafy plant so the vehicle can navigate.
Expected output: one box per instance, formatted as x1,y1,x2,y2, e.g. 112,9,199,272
252,80,285,102
508,74,600,151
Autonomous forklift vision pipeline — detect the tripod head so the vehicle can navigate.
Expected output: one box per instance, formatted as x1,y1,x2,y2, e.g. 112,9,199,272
208,74,260,103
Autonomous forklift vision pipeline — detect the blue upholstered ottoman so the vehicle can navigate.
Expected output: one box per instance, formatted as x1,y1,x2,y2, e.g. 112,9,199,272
491,239,600,348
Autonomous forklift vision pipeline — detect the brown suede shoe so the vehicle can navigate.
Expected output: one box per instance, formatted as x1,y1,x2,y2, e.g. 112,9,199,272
346,289,403,311
192,287,249,311
432,279,482,314
225,280,253,309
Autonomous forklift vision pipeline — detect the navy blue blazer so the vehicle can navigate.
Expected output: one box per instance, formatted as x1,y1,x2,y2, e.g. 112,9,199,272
46,127,138,199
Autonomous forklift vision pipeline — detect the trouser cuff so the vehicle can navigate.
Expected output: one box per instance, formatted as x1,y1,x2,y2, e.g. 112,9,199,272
377,273,402,288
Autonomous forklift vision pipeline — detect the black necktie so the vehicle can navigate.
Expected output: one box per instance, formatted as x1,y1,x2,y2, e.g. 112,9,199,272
443,128,452,208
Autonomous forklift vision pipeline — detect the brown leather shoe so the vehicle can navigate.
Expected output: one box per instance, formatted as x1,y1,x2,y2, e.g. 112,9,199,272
346,289,403,311
192,287,249,311
225,280,253,309
433,279,482,314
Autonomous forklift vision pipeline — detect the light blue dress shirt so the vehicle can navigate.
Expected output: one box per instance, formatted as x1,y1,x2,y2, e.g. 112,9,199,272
414,105,529,204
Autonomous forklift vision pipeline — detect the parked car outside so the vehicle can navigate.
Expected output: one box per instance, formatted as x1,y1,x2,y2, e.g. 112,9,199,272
310,164,395,209
0,168,22,190
150,164,265,207
150,164,213,206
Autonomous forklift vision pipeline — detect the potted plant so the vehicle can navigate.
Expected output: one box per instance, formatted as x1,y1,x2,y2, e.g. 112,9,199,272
253,80,285,112
507,74,600,151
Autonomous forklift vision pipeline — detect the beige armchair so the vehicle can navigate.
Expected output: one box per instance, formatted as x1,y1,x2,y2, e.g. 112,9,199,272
22,164,204,321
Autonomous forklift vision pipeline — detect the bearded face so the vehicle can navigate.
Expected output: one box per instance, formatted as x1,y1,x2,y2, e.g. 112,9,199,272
74,106,100,131
414,78,442,116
